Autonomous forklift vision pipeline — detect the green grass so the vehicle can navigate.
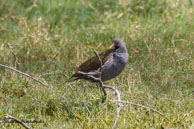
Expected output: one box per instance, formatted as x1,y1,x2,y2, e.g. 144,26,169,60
0,0,193,128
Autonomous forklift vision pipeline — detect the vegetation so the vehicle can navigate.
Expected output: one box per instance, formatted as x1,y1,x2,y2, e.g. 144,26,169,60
0,0,193,128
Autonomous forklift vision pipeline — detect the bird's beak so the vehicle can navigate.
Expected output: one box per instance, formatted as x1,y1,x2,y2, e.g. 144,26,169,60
110,43,114,49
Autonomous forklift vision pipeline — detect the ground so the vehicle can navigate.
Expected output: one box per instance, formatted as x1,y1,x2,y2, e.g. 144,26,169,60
0,0,193,128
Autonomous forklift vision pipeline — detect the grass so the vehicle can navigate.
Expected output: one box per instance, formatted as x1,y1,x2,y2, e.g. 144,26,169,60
0,0,193,128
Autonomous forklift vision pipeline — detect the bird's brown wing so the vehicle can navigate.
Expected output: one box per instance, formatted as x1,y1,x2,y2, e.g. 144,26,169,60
71,49,114,80
78,49,114,72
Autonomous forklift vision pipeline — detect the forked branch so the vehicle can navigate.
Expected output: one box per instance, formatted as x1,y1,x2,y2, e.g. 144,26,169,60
78,50,169,128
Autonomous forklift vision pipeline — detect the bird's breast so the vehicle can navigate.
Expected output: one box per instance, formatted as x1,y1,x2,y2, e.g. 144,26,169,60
101,53,128,81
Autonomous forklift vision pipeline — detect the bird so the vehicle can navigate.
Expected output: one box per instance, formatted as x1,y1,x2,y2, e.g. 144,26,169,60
69,38,128,82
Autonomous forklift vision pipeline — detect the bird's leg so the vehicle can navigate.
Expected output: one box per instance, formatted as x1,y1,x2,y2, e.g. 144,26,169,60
102,86,107,96
77,71,107,102
100,87,107,103
96,83,100,88
97,81,107,103
95,82,107,103
101,87,107,103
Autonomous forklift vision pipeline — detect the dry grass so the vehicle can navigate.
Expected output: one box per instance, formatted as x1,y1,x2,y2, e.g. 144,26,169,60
0,0,193,128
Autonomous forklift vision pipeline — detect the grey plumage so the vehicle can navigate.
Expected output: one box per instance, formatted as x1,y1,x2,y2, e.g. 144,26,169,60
70,38,128,82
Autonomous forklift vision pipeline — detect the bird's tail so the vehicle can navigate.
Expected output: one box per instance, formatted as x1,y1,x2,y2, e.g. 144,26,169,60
67,76,78,82
66,73,79,82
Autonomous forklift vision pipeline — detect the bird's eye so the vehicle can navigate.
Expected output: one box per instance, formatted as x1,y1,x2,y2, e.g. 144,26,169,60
115,46,119,50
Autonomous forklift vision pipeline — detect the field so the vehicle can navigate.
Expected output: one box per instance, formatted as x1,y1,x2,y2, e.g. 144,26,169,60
0,0,193,128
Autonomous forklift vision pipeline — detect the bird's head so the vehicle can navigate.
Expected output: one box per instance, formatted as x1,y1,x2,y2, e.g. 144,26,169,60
110,38,127,52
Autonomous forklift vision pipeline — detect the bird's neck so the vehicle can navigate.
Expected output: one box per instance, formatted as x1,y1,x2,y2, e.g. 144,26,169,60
115,47,127,53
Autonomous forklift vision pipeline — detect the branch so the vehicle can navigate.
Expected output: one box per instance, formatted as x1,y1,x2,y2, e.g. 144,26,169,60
93,50,107,96
7,43,20,68
103,84,121,129
0,64,67,104
94,50,102,72
4,114,31,129
111,100,169,121
77,50,121,129
0,119,43,123
0,63,48,87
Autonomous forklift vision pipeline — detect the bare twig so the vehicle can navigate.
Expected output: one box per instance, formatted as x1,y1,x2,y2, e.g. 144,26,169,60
103,85,121,129
0,63,66,106
77,50,121,129
94,50,102,71
7,43,20,68
111,100,169,121
4,114,31,129
93,50,107,96
0,63,48,87
0,119,43,123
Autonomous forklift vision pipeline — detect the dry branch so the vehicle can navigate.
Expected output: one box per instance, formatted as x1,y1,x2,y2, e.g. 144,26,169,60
111,100,169,121
0,63,48,87
94,50,102,71
4,114,30,129
0,119,43,123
